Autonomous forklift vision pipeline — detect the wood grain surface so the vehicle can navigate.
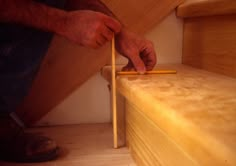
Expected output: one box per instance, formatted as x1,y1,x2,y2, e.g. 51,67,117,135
102,0,184,34
126,101,197,166
102,64,236,166
177,0,236,18
182,14,236,78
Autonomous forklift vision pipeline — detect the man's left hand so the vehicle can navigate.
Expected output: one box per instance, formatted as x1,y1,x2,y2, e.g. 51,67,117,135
115,29,157,73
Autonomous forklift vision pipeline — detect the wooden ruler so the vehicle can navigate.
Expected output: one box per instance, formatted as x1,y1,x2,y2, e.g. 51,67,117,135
117,70,177,75
111,37,118,148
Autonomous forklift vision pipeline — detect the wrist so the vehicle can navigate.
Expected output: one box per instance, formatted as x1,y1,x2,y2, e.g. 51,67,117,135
45,8,69,36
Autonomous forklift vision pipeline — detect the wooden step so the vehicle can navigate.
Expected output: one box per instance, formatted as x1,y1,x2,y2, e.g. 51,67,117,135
182,14,236,78
178,0,236,78
102,64,236,166
177,0,236,18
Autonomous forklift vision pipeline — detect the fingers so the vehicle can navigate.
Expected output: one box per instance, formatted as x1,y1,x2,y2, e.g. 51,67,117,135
141,44,157,70
90,23,119,49
122,61,134,71
94,26,115,48
127,50,146,73
96,35,107,47
94,14,121,48
121,42,156,72
104,16,122,34
101,26,114,41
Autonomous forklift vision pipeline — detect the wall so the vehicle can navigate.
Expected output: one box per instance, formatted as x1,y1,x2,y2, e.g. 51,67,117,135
36,12,183,126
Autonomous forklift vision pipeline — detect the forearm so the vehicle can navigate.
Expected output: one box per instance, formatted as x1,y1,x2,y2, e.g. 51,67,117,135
0,0,67,34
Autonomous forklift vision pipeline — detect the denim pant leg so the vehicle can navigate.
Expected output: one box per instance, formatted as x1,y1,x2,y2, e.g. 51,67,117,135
0,31,53,115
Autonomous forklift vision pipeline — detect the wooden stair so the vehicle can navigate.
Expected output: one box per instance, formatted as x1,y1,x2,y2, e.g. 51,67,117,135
102,64,236,166
177,0,236,78
102,1,236,165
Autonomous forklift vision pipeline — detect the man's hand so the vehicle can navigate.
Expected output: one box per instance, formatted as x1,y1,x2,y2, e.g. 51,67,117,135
60,10,121,49
115,29,157,73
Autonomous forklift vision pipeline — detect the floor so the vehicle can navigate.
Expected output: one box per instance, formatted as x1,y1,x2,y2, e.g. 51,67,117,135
0,123,135,166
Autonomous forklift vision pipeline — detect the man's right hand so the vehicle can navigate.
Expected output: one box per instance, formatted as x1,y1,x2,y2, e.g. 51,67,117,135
59,10,121,49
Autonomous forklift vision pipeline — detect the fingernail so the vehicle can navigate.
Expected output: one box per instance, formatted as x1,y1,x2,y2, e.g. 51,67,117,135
138,71,145,75
138,68,146,75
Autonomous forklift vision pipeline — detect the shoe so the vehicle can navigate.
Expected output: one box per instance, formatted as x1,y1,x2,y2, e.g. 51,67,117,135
0,114,59,163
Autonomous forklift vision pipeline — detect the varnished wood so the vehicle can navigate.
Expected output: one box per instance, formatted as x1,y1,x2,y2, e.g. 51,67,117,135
0,124,135,166
126,101,197,166
102,0,184,34
182,14,236,78
117,70,177,75
177,0,236,18
102,64,236,165
111,37,118,148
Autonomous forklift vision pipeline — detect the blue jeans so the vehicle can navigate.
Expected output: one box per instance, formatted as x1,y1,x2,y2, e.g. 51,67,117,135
0,28,53,114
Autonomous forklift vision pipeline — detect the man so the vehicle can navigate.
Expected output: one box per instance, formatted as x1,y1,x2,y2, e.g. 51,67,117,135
0,0,156,163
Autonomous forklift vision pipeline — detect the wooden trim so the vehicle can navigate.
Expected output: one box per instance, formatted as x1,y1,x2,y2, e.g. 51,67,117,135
177,0,236,18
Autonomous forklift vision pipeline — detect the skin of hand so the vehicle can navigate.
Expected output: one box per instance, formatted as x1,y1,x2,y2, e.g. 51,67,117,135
0,0,156,71
60,10,121,49
65,0,157,72
115,29,157,73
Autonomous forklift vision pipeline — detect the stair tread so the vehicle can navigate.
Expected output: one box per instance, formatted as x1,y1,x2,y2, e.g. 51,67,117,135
102,64,236,165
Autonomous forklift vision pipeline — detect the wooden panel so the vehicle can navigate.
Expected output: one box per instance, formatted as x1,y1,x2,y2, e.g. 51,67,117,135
177,0,236,18
126,101,197,166
103,64,236,166
0,124,136,166
17,36,111,125
101,0,184,34
182,14,236,78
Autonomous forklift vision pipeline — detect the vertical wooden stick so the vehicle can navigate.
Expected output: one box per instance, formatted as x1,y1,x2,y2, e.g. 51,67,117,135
112,37,118,148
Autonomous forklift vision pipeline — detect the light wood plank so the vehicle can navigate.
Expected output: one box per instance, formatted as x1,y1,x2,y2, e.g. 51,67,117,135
182,14,236,78
177,0,236,18
102,64,236,166
102,0,184,34
126,101,197,166
0,124,135,166
111,37,118,148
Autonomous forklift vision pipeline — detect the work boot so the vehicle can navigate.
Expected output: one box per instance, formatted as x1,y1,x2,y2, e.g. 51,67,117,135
0,113,59,163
